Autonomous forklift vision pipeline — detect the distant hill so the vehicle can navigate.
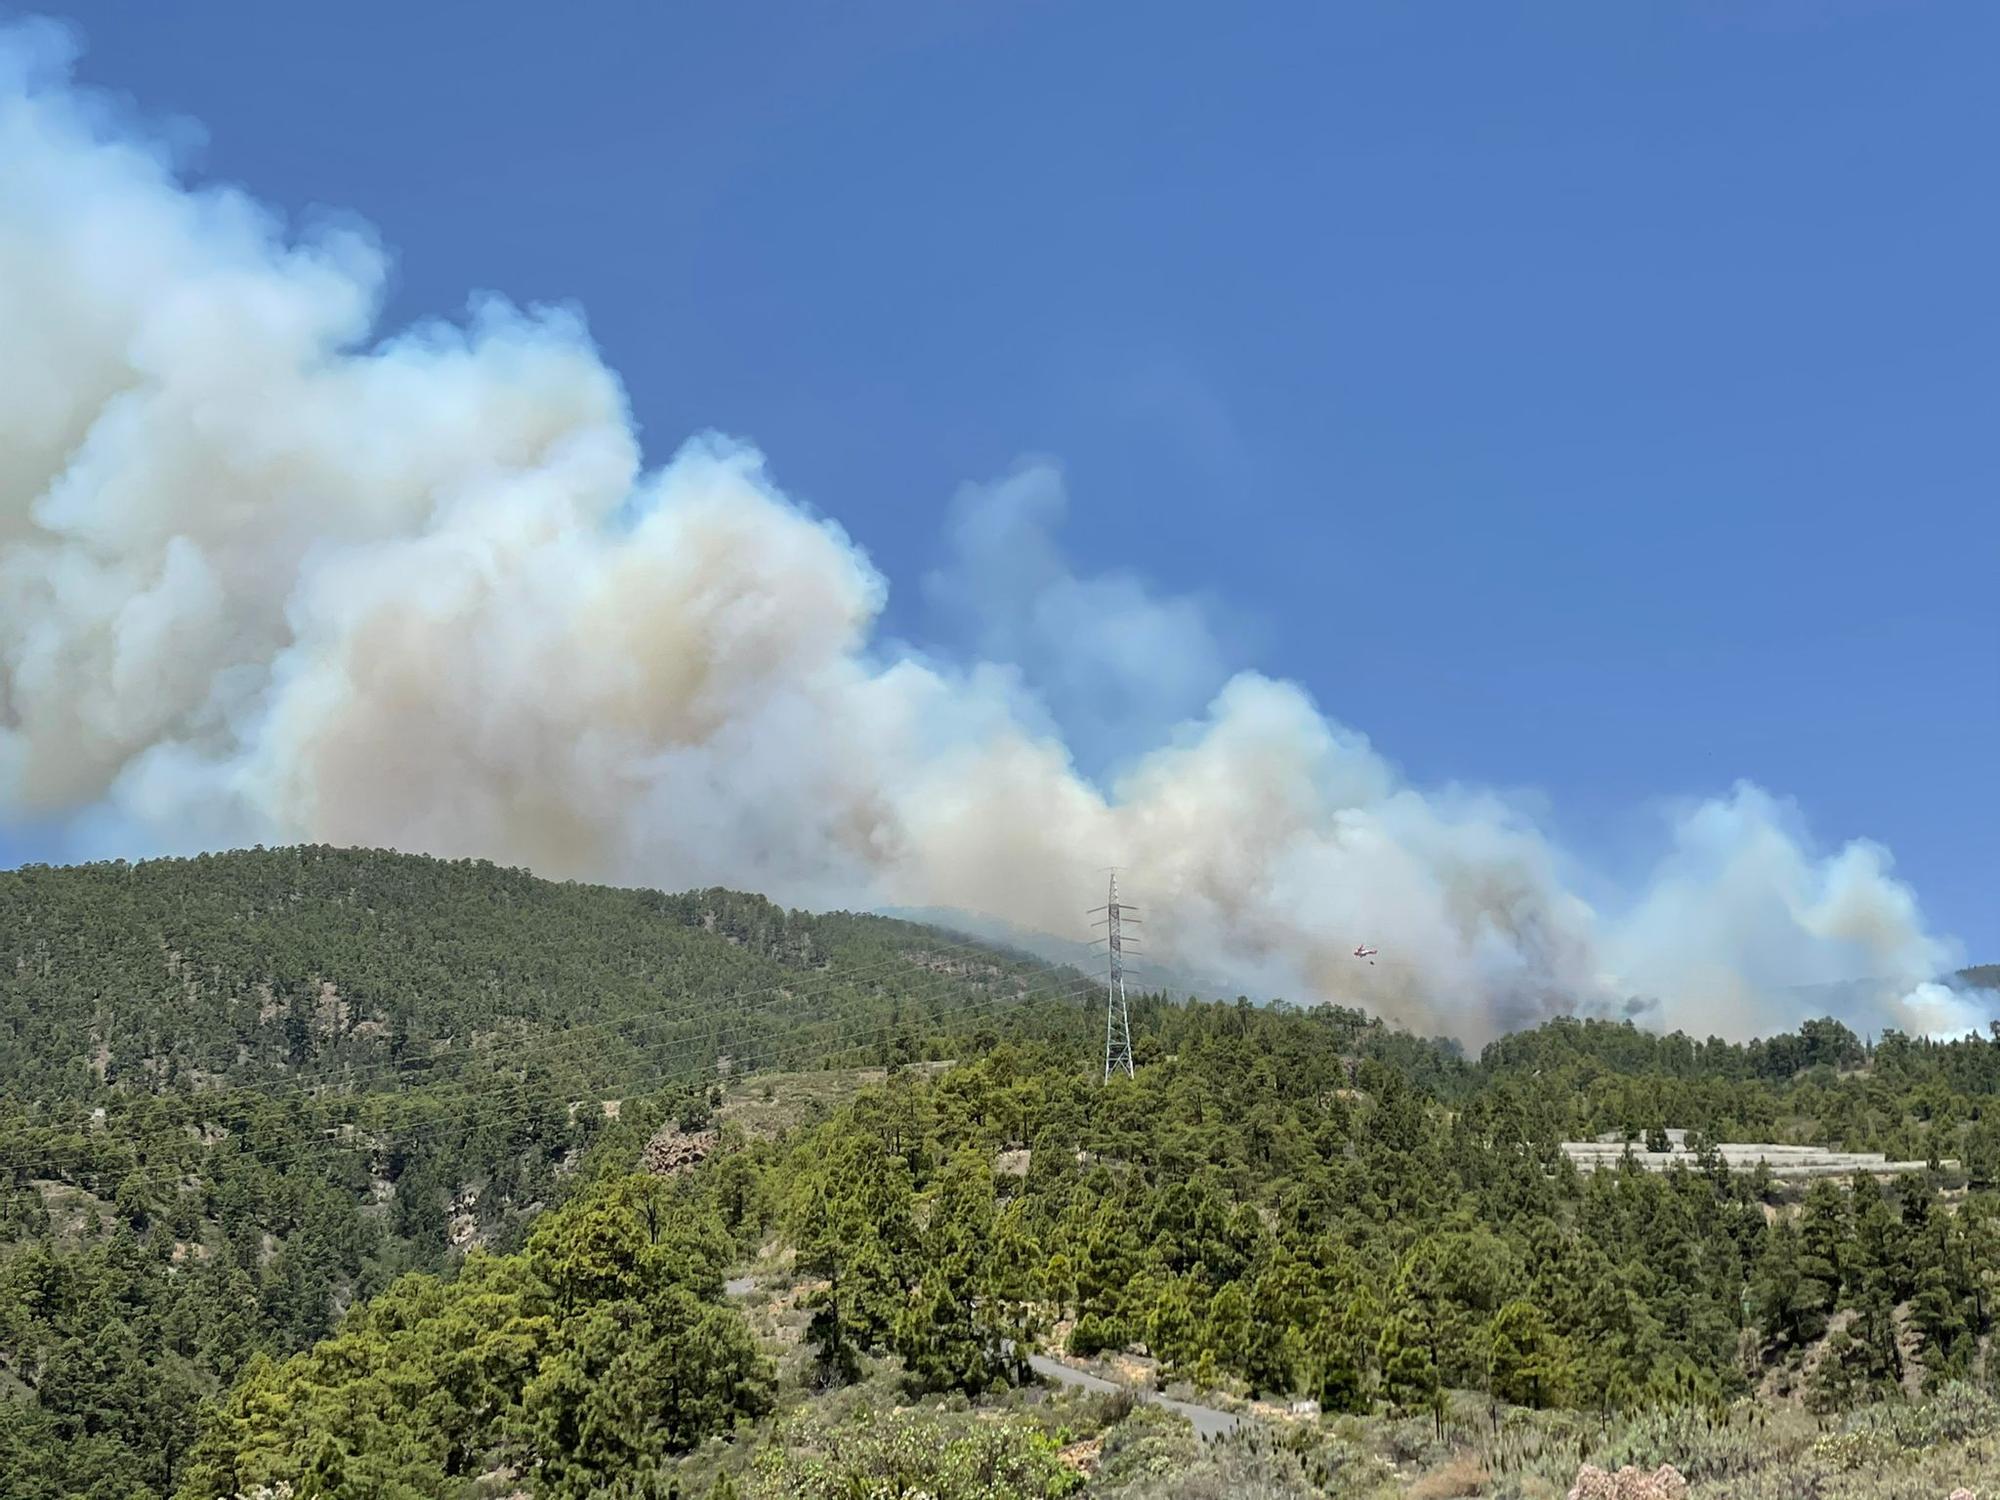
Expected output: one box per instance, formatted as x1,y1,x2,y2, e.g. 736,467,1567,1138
879,902,1270,1004
0,846,1084,1106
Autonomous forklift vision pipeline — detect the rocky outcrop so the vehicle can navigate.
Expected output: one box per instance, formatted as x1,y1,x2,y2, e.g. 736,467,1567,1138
1056,1436,1102,1477
641,1124,718,1177
1567,1463,1689,1500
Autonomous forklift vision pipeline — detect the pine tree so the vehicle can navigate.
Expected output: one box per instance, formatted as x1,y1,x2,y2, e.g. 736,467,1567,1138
1807,1323,1865,1412
894,1148,1008,1396
1203,1281,1254,1381
1487,1298,1570,1409
1378,1309,1445,1435
1311,1280,1382,1414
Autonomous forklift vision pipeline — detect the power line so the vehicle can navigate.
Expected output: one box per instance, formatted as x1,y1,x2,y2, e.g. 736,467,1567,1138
0,967,1093,1194
0,931,1089,1180
17,922,1087,1127
42,971,1104,1198
0,954,1104,1193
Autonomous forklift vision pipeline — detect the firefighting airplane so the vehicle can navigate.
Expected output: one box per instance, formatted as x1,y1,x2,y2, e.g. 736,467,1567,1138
1352,944,1377,965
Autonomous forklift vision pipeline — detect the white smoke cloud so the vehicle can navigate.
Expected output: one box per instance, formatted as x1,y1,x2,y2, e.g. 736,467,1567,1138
1899,982,1997,1043
1602,786,1961,1039
923,461,1237,769
0,24,1977,1042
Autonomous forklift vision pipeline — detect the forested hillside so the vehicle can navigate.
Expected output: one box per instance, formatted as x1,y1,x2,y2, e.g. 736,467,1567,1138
5,848,2000,1499
178,989,2000,1498
0,848,1088,1498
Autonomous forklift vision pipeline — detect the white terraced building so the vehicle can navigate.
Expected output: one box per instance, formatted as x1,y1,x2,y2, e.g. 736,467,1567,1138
1559,1129,1950,1179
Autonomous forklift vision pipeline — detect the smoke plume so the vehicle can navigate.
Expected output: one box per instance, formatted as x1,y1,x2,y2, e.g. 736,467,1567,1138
0,25,1974,1042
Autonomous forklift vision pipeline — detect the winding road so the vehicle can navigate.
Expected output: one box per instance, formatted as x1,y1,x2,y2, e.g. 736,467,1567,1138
1024,1351,1242,1440
723,1276,1241,1440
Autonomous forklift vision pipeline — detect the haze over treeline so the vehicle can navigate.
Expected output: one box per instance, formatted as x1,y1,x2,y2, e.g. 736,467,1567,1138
0,20,1985,1042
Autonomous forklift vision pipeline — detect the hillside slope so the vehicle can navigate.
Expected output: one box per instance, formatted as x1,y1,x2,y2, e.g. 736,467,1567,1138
0,845,1081,1103
176,975,2000,1500
5,848,2000,1499
0,847,1090,1499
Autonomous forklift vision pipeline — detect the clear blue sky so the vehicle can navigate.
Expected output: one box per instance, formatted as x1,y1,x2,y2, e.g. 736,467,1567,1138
24,1,2000,958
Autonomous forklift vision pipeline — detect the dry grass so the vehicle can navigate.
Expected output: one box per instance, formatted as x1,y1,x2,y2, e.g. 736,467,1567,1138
715,1061,953,1138
1368,1386,2000,1500
25,1178,114,1243
1405,1455,1489,1498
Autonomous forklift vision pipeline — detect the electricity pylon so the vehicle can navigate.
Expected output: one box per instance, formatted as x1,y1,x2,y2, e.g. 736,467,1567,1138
1088,871,1137,1081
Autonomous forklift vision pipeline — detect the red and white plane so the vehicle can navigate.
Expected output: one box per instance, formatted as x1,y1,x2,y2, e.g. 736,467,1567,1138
1352,944,1377,964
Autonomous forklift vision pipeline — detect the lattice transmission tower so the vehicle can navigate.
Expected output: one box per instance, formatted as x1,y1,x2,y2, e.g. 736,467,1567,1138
1089,871,1138,1081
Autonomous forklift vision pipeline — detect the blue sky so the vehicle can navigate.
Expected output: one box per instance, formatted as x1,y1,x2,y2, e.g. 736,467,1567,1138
21,1,2000,959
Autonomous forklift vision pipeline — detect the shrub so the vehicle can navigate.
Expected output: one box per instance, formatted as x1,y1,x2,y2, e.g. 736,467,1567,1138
1592,1405,1785,1483
746,1408,1080,1500
1068,1313,1124,1358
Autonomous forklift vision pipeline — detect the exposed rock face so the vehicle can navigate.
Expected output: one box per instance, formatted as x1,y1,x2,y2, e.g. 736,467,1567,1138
1056,1436,1102,1477
641,1124,718,1177
1567,1463,1689,1500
